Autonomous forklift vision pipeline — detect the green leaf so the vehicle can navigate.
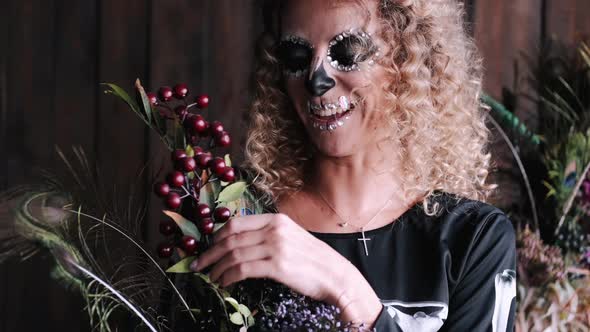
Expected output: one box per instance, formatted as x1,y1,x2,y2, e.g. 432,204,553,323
166,256,197,273
195,272,212,283
102,83,140,113
163,210,201,241
213,222,226,233
217,181,248,203
200,179,221,207
247,315,254,327
230,312,244,325
238,304,251,317
103,81,172,150
134,78,152,124
224,297,240,311
186,145,195,157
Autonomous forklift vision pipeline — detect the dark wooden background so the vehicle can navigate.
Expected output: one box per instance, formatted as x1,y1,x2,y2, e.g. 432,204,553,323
1,0,589,331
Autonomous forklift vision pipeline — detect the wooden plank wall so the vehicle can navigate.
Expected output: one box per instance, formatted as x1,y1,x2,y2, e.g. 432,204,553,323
0,0,589,331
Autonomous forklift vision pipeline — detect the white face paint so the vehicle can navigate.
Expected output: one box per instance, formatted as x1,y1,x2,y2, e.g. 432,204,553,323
492,269,516,332
380,300,449,332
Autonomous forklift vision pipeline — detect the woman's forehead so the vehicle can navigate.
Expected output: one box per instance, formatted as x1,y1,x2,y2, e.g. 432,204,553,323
280,0,375,40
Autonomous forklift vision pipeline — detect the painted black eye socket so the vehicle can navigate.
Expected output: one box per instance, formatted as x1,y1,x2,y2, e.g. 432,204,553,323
330,35,370,66
327,32,378,71
276,41,313,74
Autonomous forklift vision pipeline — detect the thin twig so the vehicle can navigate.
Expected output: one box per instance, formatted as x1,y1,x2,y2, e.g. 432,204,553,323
555,160,590,234
486,114,540,234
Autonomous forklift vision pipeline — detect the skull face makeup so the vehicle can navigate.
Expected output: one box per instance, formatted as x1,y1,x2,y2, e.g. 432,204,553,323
280,0,393,157
277,29,379,78
276,29,381,133
276,35,314,78
327,29,380,72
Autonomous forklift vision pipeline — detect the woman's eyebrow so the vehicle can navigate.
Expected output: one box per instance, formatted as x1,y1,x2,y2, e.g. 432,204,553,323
279,34,314,48
280,27,370,46
281,33,310,41
328,27,368,41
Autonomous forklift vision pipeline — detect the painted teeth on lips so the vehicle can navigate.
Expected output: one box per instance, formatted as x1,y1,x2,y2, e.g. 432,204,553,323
308,96,355,117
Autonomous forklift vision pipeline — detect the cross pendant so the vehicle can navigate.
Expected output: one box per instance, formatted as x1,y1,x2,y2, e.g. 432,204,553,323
357,229,371,256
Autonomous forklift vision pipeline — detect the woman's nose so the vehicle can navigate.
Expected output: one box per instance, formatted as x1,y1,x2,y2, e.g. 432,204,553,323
305,61,336,97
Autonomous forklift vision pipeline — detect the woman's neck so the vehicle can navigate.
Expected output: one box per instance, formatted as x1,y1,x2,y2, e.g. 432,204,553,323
305,144,407,219
276,139,422,232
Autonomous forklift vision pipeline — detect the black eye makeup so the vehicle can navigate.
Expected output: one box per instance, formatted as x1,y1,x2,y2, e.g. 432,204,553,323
276,35,314,78
327,29,380,72
276,29,380,79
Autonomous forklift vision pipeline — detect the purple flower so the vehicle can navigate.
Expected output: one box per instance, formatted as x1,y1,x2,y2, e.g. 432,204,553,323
239,280,372,332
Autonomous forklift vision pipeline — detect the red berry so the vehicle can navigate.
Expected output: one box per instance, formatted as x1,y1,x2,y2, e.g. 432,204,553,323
193,146,204,156
196,94,210,108
177,157,196,172
167,171,185,188
199,218,215,235
165,192,182,209
171,149,188,162
174,105,188,118
215,131,231,148
159,220,177,236
220,167,235,182
185,114,208,135
173,83,189,99
209,121,224,135
154,182,170,197
214,207,232,223
195,153,213,169
158,86,173,102
181,236,198,255
199,121,210,137
158,243,174,258
196,204,211,219
208,157,226,175
147,92,158,106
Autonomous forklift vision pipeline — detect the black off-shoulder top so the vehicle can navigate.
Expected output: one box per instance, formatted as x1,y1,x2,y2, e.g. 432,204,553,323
270,192,516,332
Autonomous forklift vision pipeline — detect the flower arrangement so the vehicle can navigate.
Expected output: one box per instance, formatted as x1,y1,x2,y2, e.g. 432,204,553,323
0,80,372,331
484,42,590,331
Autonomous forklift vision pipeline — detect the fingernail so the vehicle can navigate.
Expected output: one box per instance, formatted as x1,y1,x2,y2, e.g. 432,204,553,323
190,258,199,271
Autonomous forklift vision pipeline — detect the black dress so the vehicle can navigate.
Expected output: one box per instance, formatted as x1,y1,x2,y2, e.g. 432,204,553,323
303,192,517,332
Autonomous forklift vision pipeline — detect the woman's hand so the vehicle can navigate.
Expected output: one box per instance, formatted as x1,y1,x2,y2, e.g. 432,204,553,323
189,213,382,327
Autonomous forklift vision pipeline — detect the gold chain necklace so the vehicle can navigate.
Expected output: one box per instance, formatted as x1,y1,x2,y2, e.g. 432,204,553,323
314,190,397,256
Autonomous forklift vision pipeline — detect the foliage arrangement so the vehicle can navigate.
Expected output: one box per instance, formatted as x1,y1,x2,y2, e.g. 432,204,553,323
485,42,590,331
0,81,371,331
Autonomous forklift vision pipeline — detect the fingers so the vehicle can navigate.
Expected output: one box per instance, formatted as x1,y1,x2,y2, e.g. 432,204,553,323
218,259,273,287
208,243,272,283
213,213,275,244
192,225,269,272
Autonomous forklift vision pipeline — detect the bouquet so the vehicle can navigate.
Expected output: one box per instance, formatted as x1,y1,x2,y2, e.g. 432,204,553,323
0,80,372,331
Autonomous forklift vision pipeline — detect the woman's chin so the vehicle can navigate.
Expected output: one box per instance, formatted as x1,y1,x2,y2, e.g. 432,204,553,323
299,111,361,157
306,131,357,157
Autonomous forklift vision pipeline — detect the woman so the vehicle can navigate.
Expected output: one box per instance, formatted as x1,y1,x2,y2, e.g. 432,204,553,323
191,0,516,331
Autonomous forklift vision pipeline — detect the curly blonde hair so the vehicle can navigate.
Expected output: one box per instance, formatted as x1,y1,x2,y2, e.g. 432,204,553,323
243,0,497,215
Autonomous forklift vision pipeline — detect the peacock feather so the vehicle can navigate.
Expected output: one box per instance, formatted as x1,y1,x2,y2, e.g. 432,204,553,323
0,147,192,331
